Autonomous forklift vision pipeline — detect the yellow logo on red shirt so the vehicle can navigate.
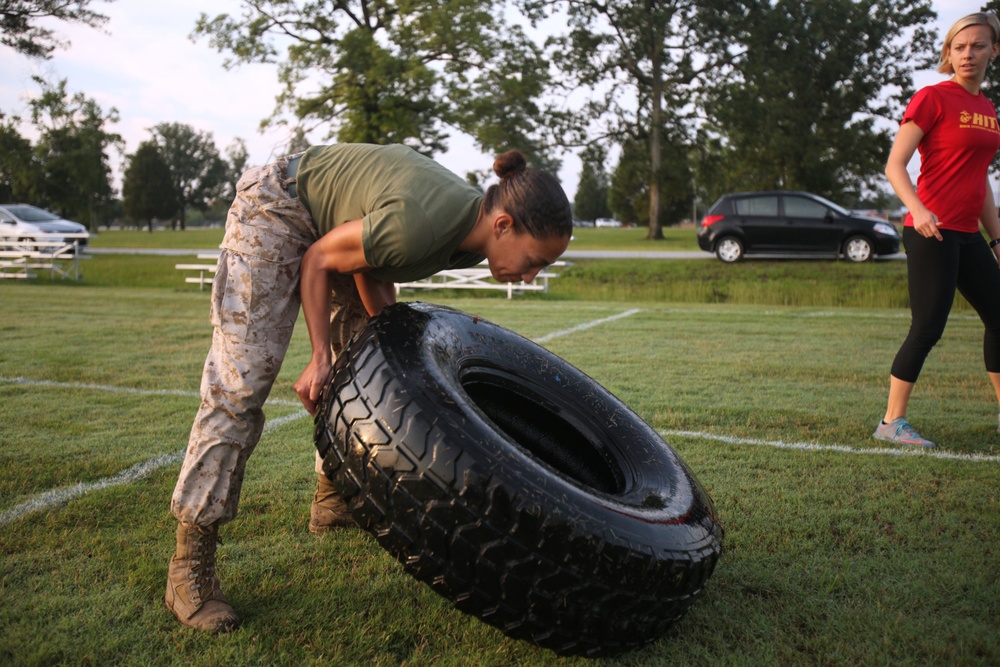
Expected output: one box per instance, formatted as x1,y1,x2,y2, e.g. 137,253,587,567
959,109,1000,133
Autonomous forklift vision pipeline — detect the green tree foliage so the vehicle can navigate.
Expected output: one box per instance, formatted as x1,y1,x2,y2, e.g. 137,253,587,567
0,113,37,202
27,77,121,229
980,2,1000,172
573,145,611,222
520,0,727,240
698,0,937,204
202,137,251,225
451,30,564,173
284,127,311,157
609,132,691,226
690,131,740,218
192,1,557,163
0,0,110,59
150,122,229,230
218,137,249,203
226,138,249,178
122,141,177,232
609,139,649,226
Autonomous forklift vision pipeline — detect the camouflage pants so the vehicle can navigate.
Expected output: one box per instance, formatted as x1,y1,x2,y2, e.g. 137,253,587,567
171,154,368,527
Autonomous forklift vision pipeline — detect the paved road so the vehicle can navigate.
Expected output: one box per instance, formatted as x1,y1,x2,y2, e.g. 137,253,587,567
563,250,707,259
88,247,210,256
89,247,712,259
567,250,907,261
565,250,908,261
89,247,906,261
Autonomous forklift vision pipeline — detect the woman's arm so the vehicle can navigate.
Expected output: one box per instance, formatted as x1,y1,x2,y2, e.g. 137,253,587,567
885,121,942,241
981,176,1000,259
353,272,396,316
293,219,370,414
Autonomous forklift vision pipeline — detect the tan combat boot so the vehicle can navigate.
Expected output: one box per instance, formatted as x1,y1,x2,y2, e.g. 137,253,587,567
309,473,356,534
165,522,241,632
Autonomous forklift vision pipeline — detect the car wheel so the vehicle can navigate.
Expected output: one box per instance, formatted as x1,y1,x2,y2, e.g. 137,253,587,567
843,236,873,262
315,302,724,657
715,237,743,262
6,236,36,254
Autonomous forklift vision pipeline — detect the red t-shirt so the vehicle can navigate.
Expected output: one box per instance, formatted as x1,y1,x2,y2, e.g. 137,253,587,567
903,80,1000,233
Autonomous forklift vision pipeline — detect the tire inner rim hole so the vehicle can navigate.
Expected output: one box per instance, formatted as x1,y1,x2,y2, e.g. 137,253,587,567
462,376,625,495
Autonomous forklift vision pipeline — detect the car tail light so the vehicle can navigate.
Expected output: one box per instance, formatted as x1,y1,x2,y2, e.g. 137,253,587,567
700,214,724,227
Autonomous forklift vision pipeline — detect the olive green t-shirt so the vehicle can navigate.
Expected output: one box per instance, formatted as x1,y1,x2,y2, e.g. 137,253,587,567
295,144,485,283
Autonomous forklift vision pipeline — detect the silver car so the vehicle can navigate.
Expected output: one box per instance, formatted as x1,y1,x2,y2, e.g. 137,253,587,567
0,204,89,251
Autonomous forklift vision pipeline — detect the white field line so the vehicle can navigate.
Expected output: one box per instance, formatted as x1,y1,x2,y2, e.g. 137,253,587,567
616,306,981,323
793,310,980,321
1,309,644,524
662,430,1000,464
534,308,643,343
0,409,309,526
0,376,301,407
7,306,994,526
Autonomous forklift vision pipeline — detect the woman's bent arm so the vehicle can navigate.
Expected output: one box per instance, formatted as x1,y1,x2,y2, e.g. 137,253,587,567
294,220,369,414
886,121,942,240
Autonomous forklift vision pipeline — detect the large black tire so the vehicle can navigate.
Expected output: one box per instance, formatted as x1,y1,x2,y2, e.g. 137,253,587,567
315,302,723,657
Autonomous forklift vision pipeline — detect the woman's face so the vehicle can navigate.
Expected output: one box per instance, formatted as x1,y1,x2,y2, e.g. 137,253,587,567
949,25,998,83
487,226,569,284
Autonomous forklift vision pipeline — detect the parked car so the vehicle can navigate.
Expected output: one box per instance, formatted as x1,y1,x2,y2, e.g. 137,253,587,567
697,191,900,262
0,204,89,251
595,217,622,228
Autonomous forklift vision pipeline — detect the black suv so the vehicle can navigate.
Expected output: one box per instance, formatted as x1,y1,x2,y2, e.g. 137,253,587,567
697,191,901,262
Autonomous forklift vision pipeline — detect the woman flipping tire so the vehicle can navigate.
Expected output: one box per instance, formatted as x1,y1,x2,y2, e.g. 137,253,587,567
315,302,723,657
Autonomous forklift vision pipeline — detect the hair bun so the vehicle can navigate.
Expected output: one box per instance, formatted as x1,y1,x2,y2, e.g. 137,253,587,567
493,150,527,179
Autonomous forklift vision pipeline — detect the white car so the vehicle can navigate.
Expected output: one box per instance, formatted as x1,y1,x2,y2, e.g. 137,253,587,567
0,204,89,250
595,217,622,228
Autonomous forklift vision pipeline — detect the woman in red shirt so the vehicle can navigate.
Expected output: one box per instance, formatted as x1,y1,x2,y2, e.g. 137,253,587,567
876,12,1000,448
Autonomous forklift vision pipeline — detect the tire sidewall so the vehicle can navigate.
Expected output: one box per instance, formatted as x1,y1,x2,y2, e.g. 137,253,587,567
716,237,743,262
347,303,719,550
844,236,873,262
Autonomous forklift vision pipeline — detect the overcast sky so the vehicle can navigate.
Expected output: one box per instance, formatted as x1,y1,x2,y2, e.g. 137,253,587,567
0,0,980,199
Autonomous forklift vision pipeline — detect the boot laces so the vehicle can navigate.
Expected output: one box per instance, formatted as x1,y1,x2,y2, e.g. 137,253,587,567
187,528,222,599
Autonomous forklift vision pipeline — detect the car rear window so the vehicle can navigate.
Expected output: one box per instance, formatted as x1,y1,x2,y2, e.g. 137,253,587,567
734,196,778,217
783,196,828,219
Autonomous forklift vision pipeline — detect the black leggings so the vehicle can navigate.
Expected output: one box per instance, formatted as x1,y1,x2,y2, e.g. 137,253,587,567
891,227,1000,382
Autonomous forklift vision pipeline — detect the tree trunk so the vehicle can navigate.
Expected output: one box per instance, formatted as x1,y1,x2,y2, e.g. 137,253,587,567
647,18,664,241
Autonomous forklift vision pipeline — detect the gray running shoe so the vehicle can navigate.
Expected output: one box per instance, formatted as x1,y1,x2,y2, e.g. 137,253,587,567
872,417,935,448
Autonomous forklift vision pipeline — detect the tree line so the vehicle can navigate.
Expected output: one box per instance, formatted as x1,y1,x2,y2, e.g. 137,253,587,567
5,0,1000,236
0,78,247,231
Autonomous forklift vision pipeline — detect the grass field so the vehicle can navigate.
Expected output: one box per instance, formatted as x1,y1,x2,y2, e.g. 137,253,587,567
88,225,698,253
84,226,926,310
1,246,999,665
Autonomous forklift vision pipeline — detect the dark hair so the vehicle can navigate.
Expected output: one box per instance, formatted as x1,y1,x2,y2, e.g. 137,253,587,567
481,150,572,238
